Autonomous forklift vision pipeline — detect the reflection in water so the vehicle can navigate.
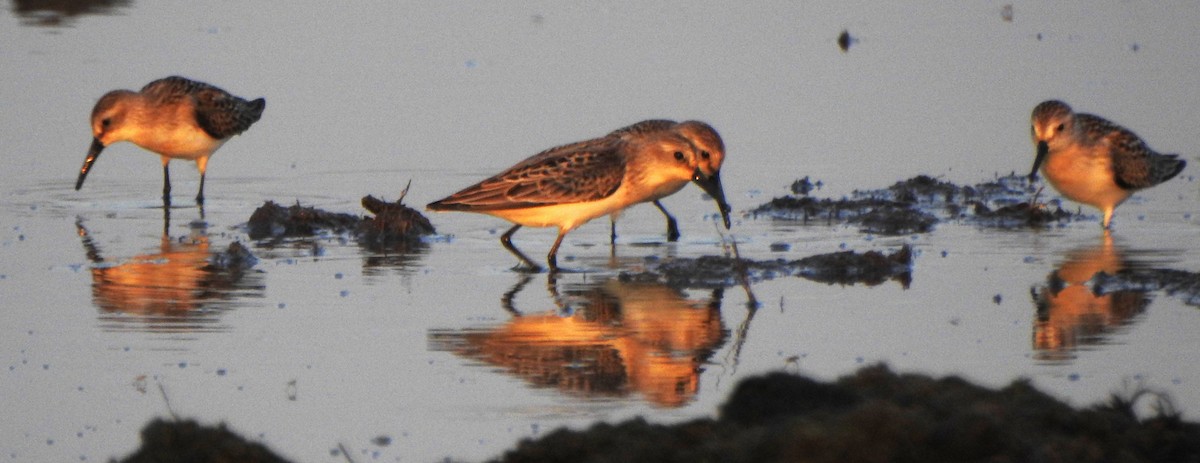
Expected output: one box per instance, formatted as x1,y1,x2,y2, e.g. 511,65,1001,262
77,218,263,334
429,275,728,407
359,241,431,279
1031,234,1150,363
11,0,132,27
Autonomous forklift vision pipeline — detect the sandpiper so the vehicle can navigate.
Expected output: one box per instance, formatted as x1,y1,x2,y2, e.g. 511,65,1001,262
427,132,730,272
1029,100,1185,228
75,76,266,206
607,119,728,242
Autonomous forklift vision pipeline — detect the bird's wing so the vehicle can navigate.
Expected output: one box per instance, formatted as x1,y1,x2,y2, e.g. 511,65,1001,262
1080,113,1176,189
429,138,626,211
144,76,264,139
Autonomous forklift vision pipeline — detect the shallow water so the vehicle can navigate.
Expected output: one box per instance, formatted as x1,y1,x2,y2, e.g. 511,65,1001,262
3,2,1200,461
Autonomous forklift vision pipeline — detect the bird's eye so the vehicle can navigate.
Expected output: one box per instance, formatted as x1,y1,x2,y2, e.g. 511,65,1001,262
101,118,111,128
700,151,711,160
1055,123,1065,132
673,151,685,161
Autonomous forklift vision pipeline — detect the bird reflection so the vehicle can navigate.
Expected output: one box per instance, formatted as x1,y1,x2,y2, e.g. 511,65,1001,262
429,275,728,407
1031,233,1150,362
76,218,261,333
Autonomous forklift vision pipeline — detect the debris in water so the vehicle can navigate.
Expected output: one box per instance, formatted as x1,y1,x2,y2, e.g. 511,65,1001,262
247,201,360,240
247,187,434,248
837,29,854,52
358,189,436,247
752,173,1082,232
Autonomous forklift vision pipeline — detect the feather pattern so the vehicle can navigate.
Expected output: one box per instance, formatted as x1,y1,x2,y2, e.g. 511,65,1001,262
428,137,626,211
1072,113,1186,190
141,76,265,140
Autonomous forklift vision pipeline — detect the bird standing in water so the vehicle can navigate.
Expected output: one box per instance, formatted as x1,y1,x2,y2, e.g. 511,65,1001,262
75,76,265,206
427,131,730,272
1029,100,1185,229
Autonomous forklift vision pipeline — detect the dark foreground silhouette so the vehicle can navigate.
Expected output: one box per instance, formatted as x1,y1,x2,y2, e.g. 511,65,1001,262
113,365,1200,463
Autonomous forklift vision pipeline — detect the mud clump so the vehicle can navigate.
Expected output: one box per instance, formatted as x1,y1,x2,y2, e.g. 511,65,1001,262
246,200,360,240
755,196,934,235
794,245,912,287
114,418,292,463
199,241,261,289
971,201,1075,228
358,194,436,247
854,203,937,235
206,241,257,272
494,364,1200,463
753,173,1082,232
626,245,912,289
246,195,435,246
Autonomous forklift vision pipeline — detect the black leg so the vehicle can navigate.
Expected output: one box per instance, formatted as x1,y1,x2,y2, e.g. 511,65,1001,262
610,219,617,244
162,163,172,206
500,224,541,272
654,200,680,241
196,172,206,205
546,231,566,273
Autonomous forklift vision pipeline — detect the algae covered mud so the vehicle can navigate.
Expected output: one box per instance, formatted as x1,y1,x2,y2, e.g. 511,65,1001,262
111,365,1200,462
4,2,1200,462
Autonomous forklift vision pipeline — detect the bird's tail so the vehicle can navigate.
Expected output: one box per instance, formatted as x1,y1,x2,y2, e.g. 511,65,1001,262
1154,154,1186,184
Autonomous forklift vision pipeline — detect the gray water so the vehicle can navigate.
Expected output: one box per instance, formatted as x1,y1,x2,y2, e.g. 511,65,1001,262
3,2,1200,461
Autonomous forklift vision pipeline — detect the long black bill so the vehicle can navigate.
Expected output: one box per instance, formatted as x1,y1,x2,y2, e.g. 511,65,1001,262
75,138,105,191
692,169,731,229
1028,140,1048,181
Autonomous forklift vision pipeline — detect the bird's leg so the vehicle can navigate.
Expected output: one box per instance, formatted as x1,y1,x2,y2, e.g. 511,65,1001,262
610,220,617,244
501,225,542,272
196,172,206,205
161,162,172,206
195,157,208,206
653,200,681,242
546,230,567,274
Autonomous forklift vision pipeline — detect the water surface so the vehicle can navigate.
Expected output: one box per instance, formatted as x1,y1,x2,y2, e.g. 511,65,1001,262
3,2,1200,461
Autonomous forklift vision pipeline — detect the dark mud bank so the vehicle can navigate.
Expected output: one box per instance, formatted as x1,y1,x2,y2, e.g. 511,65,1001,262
113,365,1200,463
752,173,1082,234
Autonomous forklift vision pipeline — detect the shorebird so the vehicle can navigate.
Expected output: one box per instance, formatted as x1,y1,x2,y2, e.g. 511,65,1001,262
75,76,265,206
607,119,728,242
427,132,730,272
1029,100,1185,229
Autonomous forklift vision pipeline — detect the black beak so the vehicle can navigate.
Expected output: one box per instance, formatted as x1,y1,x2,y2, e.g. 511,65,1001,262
1029,140,1048,181
692,168,731,229
76,138,105,191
